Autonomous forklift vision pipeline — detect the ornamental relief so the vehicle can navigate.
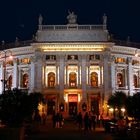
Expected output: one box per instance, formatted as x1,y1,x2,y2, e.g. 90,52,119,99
30,56,36,63
110,55,116,62
127,57,132,63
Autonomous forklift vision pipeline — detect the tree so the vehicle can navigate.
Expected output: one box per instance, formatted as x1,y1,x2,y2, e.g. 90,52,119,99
108,91,127,118
126,92,140,120
0,89,43,127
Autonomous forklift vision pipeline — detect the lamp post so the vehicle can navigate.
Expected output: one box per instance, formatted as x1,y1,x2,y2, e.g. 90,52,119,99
1,50,12,94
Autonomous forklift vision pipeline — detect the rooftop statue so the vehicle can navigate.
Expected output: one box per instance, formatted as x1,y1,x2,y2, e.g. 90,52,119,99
67,10,77,24
38,14,43,25
103,13,107,25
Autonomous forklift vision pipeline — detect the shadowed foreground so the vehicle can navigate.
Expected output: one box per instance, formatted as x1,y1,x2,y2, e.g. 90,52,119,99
25,119,135,140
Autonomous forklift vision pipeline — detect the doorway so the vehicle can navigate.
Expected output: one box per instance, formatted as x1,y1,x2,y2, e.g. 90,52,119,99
69,102,77,116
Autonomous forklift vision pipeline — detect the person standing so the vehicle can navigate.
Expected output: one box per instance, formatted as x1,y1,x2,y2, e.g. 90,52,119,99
84,112,89,132
52,112,56,128
77,112,83,129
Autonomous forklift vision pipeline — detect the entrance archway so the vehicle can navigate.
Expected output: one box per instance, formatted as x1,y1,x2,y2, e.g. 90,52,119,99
68,94,78,116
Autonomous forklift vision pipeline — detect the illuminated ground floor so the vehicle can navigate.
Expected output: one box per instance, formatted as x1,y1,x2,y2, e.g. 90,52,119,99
37,88,105,118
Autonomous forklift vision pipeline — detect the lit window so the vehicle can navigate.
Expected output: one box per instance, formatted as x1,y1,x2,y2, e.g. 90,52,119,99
48,72,55,87
7,75,12,89
115,58,126,63
133,75,138,88
90,72,98,87
6,60,13,66
69,72,77,88
23,74,28,88
21,58,30,64
132,60,139,65
117,73,124,87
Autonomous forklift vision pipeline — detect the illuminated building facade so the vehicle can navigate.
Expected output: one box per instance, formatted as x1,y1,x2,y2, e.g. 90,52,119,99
0,13,140,117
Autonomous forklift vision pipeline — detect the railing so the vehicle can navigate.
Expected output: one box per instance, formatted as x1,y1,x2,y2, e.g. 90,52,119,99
40,25,106,31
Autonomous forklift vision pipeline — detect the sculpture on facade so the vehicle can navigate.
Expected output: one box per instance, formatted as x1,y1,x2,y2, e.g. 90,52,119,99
67,10,77,24
38,14,43,25
103,13,107,25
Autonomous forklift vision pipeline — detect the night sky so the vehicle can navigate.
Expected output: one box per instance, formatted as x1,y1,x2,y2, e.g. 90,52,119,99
0,0,140,43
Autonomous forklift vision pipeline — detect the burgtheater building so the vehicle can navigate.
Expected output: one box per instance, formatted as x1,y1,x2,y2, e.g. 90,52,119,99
0,12,140,117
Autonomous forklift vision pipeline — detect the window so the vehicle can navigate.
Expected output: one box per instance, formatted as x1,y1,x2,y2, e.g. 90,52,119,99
7,75,12,89
68,55,78,60
21,58,30,64
48,72,55,87
132,60,139,65
89,54,100,61
133,75,138,88
115,58,126,63
6,60,13,66
69,72,77,88
46,55,56,60
90,72,98,87
117,73,124,87
23,74,28,88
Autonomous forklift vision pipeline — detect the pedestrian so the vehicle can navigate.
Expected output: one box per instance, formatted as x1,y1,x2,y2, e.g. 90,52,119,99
84,112,89,132
56,112,60,128
88,111,92,130
92,114,97,131
77,112,83,129
42,111,46,125
52,111,56,128
59,112,63,128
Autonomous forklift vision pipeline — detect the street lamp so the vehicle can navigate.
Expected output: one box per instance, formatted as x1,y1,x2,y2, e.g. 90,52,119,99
0,50,12,94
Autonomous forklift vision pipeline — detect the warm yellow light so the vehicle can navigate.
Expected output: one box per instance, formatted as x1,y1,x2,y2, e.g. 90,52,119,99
40,44,105,52
78,94,80,102
121,108,125,112
65,94,68,102
115,108,118,111
135,53,138,57
9,55,13,59
109,108,114,112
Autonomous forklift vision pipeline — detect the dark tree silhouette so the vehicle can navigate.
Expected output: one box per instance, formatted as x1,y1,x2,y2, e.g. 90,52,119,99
108,91,127,118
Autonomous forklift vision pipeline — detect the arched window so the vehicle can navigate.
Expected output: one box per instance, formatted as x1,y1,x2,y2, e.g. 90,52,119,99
134,75,138,88
91,72,98,87
23,74,28,88
48,72,55,87
7,75,12,89
69,72,77,87
117,73,124,87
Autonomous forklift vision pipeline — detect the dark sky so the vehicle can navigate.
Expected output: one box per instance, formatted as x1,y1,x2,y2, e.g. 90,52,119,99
0,0,140,43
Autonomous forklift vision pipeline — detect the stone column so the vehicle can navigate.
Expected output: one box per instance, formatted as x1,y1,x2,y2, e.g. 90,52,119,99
30,56,36,92
81,55,87,102
18,68,21,89
35,52,43,92
127,57,133,95
103,51,110,101
100,64,103,86
66,64,68,86
13,58,18,89
78,62,81,88
59,55,65,102
110,56,116,93
0,63,3,93
56,64,58,86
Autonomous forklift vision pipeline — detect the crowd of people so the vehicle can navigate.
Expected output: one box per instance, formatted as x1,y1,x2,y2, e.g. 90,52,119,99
52,112,64,128
76,111,100,132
